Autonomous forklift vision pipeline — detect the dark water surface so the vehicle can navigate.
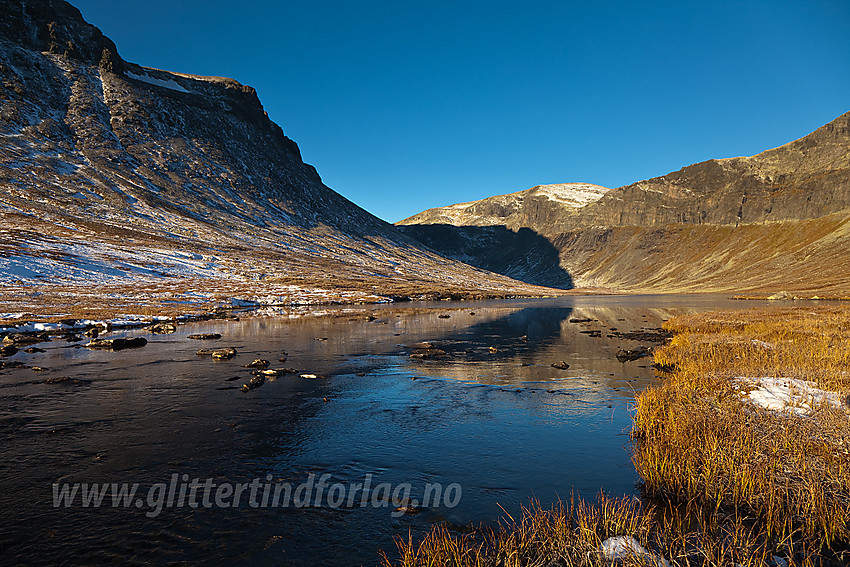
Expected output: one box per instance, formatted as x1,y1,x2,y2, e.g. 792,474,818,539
0,294,757,566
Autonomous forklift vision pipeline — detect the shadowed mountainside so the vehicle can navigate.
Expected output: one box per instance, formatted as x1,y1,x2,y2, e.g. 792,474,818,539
0,0,559,317
399,113,850,295
397,224,573,289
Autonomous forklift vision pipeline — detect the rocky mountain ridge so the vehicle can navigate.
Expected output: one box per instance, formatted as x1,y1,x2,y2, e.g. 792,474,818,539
399,183,610,233
399,112,850,295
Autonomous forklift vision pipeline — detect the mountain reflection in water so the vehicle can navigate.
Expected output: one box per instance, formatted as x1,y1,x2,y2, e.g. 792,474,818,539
0,294,754,566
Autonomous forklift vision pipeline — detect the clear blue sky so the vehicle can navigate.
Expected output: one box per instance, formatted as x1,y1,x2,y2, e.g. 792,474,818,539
72,0,850,223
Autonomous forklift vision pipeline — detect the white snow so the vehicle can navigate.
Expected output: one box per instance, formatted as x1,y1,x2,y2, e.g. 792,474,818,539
0,313,29,320
735,377,848,415
126,71,189,93
528,183,611,207
599,536,670,567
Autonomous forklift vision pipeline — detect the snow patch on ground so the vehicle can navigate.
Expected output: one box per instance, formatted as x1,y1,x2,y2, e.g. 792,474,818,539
735,377,848,415
599,536,670,567
0,240,230,285
126,71,189,93
0,313,30,320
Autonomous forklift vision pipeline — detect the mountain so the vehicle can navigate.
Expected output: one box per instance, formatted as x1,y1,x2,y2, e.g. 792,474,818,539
398,113,850,295
401,183,611,232
397,184,610,288
0,0,555,319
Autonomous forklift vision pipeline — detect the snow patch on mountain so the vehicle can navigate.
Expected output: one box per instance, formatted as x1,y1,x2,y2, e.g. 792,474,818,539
398,182,610,227
527,183,611,207
126,70,189,93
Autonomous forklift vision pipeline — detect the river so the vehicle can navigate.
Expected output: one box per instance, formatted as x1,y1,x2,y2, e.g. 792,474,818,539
0,294,757,565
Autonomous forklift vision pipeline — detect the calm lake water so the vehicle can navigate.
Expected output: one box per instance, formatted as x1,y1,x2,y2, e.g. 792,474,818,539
0,294,758,566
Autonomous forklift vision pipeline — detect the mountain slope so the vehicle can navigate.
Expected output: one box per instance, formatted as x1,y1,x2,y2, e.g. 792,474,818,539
0,0,556,318
398,113,850,295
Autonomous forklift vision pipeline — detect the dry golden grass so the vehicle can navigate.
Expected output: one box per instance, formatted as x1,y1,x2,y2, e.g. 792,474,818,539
633,305,850,550
381,493,814,566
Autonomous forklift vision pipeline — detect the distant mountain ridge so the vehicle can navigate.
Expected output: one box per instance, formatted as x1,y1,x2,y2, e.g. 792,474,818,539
399,183,610,232
0,0,553,317
398,112,850,295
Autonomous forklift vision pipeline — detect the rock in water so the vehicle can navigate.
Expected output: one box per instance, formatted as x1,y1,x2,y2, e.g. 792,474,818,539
188,333,222,340
0,345,19,357
551,361,570,370
241,374,265,392
85,337,147,350
211,348,237,360
616,345,652,362
410,348,447,359
3,333,50,345
150,322,177,334
243,359,270,368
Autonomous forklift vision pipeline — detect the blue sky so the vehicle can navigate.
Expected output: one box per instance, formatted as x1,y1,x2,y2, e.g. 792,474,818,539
73,0,850,223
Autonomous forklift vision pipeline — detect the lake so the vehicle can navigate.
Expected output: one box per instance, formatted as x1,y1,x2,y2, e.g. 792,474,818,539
0,294,756,566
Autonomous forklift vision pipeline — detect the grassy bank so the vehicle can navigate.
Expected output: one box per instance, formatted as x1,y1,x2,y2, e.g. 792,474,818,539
632,305,850,554
382,305,850,566
382,493,813,566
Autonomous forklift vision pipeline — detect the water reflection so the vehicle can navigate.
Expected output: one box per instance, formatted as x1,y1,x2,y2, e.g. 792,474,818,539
0,294,755,566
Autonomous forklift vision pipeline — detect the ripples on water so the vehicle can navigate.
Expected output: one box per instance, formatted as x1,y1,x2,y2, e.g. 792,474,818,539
0,295,755,566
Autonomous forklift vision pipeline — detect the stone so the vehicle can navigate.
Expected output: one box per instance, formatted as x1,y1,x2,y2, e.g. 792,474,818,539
85,337,147,350
258,368,295,377
211,348,236,360
410,348,446,359
149,322,177,334
551,361,570,370
188,333,221,340
3,333,49,345
241,374,265,392
243,359,270,369
0,345,19,356
616,345,652,362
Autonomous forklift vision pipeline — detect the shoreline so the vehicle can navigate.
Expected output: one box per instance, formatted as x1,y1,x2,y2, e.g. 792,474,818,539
382,303,850,566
